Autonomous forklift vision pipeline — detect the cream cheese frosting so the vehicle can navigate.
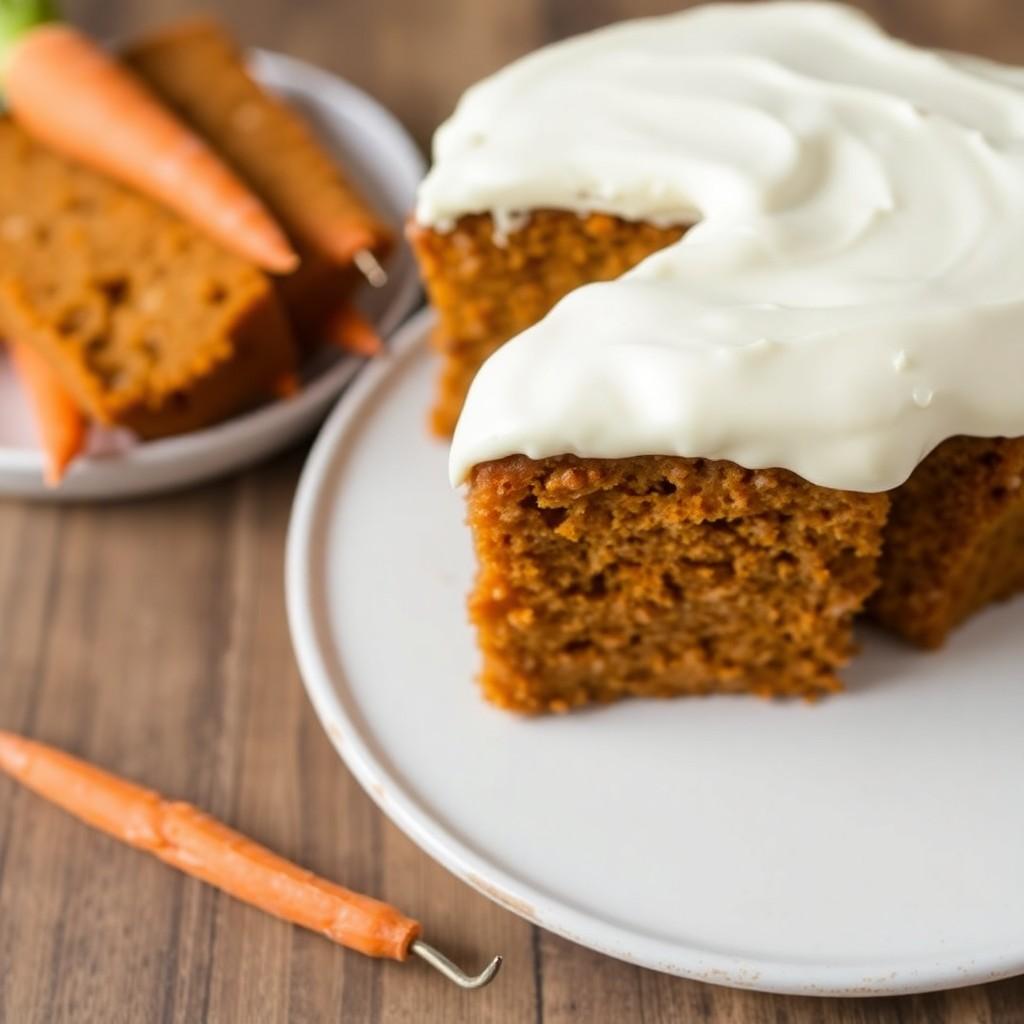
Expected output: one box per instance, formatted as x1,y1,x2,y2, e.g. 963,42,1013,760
416,2,1024,491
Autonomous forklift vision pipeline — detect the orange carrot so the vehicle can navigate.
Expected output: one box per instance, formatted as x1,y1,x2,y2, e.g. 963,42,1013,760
6,338,86,485
321,304,383,357
123,17,391,280
0,730,421,960
1,21,298,274
273,370,301,399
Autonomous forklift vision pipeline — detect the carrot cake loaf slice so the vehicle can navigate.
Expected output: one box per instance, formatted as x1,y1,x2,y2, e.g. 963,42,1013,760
125,19,393,353
0,118,296,438
412,3,1024,709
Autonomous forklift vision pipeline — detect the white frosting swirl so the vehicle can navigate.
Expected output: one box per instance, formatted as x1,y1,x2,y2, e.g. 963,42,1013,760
417,3,1024,491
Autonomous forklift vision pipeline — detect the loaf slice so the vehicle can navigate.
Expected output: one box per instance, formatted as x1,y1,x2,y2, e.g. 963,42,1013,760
125,19,393,351
0,120,296,438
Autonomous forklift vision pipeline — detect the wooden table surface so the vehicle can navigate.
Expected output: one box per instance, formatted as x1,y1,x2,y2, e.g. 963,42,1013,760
2,1,1023,1021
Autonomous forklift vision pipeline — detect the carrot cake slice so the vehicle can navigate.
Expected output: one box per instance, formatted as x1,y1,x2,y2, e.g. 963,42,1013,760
0,118,296,439
412,3,1024,709
411,212,687,436
125,19,393,353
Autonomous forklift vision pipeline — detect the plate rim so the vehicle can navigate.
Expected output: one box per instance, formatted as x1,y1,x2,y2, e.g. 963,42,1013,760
0,47,425,501
286,308,1024,998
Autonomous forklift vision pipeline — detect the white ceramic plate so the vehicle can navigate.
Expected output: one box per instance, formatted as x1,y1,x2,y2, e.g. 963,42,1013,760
287,309,1024,997
0,50,424,501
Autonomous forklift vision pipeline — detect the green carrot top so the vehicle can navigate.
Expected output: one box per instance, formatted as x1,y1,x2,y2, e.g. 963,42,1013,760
0,0,59,90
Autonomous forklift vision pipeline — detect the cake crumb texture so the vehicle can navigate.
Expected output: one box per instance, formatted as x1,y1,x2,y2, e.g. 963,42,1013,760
0,119,296,438
410,211,686,435
872,436,1024,647
467,454,889,712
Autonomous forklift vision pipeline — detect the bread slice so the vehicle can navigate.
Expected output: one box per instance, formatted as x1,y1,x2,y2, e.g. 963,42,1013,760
0,120,296,438
125,19,393,350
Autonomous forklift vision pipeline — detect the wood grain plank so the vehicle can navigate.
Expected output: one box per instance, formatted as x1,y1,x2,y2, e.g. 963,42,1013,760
3,1,1024,1021
1,482,243,1023
538,932,645,1023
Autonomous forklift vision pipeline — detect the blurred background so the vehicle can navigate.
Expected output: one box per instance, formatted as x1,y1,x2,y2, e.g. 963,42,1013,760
66,0,1024,150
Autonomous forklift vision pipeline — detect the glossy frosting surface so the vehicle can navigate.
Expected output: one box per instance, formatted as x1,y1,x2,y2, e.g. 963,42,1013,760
417,3,1024,490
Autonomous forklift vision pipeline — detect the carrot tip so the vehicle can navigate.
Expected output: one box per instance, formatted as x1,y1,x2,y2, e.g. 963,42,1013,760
266,247,301,276
6,338,87,482
43,448,75,487
0,731,30,777
273,372,301,399
322,306,383,358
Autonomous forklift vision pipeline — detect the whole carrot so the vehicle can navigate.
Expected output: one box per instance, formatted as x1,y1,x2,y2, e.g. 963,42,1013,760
6,338,86,485
0,729,417,958
0,730,502,987
0,4,298,274
124,19,393,282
